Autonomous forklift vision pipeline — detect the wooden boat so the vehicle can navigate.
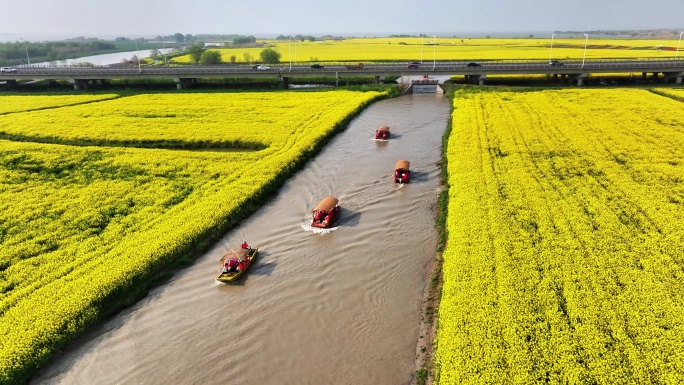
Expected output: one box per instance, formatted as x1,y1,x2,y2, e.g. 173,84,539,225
311,196,340,228
216,247,258,283
375,125,390,140
394,160,410,183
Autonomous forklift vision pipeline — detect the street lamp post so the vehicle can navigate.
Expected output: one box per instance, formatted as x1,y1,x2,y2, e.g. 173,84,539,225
433,35,437,70
549,33,556,63
295,38,297,66
288,36,292,71
134,38,141,72
582,33,588,68
676,31,683,59
20,38,30,65
162,40,168,66
420,35,424,63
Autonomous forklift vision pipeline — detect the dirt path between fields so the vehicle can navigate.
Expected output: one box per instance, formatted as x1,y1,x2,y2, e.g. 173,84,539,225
412,248,443,385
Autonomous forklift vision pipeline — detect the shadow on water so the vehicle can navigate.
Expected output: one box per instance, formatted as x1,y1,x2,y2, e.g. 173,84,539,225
409,170,430,183
336,207,362,228
251,261,277,277
251,250,276,276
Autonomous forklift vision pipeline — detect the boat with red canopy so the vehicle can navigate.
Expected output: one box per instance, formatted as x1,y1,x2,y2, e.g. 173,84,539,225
375,125,390,140
311,196,340,228
394,160,410,183
216,245,258,283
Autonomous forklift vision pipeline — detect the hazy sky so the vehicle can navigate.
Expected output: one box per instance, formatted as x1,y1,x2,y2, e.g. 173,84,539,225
3,0,683,39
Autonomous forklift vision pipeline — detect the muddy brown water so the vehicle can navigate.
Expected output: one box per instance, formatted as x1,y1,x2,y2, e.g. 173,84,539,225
32,94,450,385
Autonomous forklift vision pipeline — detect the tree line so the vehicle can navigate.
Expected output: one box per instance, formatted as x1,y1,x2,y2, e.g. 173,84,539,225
0,41,115,63
180,43,283,66
147,33,258,45
275,35,316,42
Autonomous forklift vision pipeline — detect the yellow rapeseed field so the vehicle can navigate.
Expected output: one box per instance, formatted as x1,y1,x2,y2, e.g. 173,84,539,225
0,90,384,384
173,37,684,63
654,88,684,101
0,94,118,115
436,88,684,384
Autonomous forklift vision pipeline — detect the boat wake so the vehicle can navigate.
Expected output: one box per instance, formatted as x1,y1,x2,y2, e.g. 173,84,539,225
396,183,405,190
372,138,389,142
301,220,340,234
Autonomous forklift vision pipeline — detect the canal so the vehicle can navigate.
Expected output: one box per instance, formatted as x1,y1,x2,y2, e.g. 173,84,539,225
30,48,174,67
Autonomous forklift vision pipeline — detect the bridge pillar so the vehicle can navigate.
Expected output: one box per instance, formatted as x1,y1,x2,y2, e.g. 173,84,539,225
174,77,187,90
178,78,198,88
478,74,486,85
573,73,588,86
281,76,289,89
663,71,684,84
2,79,18,89
642,72,647,79
465,75,480,84
69,79,88,90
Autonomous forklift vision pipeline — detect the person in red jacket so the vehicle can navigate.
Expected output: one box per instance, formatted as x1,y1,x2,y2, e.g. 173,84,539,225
223,258,239,273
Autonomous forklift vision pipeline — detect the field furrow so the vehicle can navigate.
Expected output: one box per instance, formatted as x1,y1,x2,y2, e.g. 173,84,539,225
0,94,119,115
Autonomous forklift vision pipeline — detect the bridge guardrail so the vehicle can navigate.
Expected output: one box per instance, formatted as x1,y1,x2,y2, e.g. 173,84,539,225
2,59,683,80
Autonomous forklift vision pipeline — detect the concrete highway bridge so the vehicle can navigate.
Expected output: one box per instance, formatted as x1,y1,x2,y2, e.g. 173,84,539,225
2,59,683,89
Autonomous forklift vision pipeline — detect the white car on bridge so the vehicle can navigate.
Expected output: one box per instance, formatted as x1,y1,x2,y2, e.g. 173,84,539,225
0,67,18,73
